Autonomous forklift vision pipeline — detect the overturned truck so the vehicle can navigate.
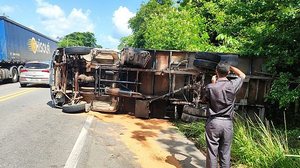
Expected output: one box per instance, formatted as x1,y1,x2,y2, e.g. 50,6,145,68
50,47,272,120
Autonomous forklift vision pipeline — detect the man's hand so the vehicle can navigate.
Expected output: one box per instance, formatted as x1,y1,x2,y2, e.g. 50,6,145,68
230,66,246,79
211,75,217,84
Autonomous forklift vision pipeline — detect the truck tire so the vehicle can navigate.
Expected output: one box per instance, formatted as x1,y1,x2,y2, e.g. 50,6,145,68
193,59,218,70
62,102,87,113
65,47,92,55
195,52,221,62
181,112,204,122
183,105,207,117
20,84,27,87
50,89,65,108
219,54,239,66
11,68,18,83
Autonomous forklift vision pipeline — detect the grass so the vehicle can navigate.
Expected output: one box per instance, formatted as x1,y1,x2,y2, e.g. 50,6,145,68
175,121,206,151
175,117,300,168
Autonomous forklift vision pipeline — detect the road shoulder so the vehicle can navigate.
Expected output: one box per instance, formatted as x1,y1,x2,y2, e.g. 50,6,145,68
88,112,206,168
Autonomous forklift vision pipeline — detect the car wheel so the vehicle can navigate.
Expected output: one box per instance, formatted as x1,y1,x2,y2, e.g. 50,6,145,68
195,52,221,62
193,59,218,70
181,112,204,123
183,105,207,117
62,102,87,113
20,83,27,87
65,47,92,55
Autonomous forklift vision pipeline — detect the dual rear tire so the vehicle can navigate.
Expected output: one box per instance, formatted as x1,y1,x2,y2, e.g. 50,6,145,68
193,52,220,70
193,52,239,70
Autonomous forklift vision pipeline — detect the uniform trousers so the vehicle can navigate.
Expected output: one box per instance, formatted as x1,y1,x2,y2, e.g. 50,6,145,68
205,118,233,168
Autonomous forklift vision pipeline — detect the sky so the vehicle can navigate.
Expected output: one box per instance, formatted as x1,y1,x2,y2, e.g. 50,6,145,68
0,0,148,49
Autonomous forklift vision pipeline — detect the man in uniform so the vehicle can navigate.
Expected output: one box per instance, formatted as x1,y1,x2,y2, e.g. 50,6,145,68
204,62,246,168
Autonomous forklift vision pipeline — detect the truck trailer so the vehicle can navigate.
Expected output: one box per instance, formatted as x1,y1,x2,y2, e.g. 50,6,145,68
50,47,273,121
0,16,57,82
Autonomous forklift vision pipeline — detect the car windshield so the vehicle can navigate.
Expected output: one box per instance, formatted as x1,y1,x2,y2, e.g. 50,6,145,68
24,63,49,69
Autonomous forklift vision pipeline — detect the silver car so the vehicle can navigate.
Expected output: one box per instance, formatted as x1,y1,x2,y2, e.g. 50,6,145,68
19,61,51,87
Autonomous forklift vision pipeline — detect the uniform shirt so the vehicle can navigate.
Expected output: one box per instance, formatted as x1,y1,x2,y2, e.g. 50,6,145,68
205,77,243,119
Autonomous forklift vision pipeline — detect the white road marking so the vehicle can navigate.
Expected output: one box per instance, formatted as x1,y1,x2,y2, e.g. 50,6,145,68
64,115,94,168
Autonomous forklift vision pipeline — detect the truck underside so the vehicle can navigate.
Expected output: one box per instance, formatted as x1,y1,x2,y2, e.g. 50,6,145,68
50,47,272,120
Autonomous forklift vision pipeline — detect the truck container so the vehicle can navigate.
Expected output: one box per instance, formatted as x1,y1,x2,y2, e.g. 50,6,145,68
0,16,57,82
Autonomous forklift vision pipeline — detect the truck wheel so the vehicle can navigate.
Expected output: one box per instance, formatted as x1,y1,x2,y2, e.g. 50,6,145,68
183,105,207,117
65,47,92,55
195,52,221,62
50,89,65,108
11,68,18,83
62,102,87,113
20,84,27,87
193,59,218,70
181,112,204,123
219,54,239,66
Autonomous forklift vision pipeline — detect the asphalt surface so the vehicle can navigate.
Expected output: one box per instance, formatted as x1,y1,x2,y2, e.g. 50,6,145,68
0,82,206,168
77,118,140,168
0,83,139,168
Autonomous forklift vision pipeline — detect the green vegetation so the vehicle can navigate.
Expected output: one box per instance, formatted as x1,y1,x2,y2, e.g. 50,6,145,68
268,73,300,109
125,0,300,75
122,0,300,116
58,32,101,48
176,118,300,167
175,120,206,151
232,117,299,167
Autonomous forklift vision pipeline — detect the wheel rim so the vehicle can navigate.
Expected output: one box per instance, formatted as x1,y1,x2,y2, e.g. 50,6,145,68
12,69,18,82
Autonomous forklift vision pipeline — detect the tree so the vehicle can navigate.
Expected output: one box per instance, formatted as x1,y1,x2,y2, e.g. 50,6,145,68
179,0,241,53
126,0,237,52
220,0,300,75
128,0,173,48
143,6,209,51
118,35,135,50
58,32,101,48
219,0,300,111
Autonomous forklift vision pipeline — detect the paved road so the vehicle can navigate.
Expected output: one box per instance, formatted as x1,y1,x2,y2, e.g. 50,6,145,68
0,83,206,168
0,83,139,168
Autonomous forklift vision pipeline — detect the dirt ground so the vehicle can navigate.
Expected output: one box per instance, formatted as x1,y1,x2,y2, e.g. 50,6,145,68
88,111,185,168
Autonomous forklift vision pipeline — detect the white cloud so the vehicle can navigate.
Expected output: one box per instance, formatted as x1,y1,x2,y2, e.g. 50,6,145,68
0,5,14,14
99,35,120,49
112,6,135,36
36,0,64,19
35,0,94,39
107,35,120,46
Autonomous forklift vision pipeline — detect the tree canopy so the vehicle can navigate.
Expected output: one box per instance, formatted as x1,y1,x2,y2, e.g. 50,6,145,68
58,32,101,48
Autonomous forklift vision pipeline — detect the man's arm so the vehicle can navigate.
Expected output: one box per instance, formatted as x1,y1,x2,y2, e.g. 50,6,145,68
230,66,246,79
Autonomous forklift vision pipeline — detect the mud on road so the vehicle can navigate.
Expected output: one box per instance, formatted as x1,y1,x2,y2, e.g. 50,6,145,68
88,112,206,168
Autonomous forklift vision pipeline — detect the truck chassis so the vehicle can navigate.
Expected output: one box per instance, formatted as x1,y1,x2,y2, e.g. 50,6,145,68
50,47,272,120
